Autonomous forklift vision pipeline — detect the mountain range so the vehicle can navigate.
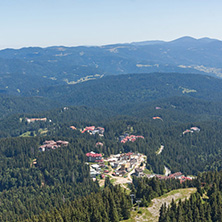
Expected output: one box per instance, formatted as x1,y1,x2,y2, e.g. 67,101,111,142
0,36,222,95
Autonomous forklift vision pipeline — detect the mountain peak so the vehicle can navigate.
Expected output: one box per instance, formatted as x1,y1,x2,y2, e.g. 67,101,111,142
169,36,197,44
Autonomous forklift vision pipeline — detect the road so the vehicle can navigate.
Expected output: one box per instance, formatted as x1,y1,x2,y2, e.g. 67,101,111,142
156,145,164,155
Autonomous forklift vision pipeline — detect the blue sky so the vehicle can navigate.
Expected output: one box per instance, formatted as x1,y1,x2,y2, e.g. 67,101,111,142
0,0,222,49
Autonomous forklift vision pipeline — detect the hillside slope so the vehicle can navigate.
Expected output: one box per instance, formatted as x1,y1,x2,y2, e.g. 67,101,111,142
0,37,222,95
30,73,222,108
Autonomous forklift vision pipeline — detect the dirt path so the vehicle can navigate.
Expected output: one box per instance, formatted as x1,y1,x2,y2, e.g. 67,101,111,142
156,145,164,155
130,188,196,222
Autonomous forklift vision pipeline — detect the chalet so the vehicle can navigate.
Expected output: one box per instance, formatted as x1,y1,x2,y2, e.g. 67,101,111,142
91,164,101,171
116,170,126,176
95,142,104,147
39,144,59,152
86,151,103,162
70,126,77,130
97,127,105,134
121,152,133,160
26,117,47,123
108,157,118,162
130,158,137,165
99,163,105,168
183,129,193,135
135,168,144,177
44,140,57,145
168,172,183,179
121,162,131,171
190,127,200,132
82,126,105,136
180,176,192,183
92,129,100,135
120,134,144,143
113,162,119,168
90,169,98,178
39,140,69,152
56,140,69,146
82,126,95,133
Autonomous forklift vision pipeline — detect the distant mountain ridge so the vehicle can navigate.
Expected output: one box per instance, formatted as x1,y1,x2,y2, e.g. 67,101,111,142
29,72,222,108
0,36,222,95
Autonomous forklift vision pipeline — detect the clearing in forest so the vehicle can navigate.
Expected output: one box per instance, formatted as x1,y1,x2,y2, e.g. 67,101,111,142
122,187,196,222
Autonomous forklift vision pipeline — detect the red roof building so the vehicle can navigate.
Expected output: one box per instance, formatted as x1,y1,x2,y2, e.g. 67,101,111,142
86,152,103,162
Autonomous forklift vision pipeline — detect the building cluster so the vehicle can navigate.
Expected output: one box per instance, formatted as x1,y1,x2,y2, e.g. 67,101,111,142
89,163,108,178
39,140,69,152
134,168,144,177
107,152,140,176
87,152,144,178
26,117,47,123
183,126,200,135
153,172,193,183
153,116,163,121
81,126,105,136
119,134,144,143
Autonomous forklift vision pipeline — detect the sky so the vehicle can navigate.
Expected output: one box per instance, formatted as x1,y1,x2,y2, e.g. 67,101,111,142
0,0,222,49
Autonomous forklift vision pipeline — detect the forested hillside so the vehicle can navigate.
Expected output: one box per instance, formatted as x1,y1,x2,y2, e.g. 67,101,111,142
2,72,222,118
0,37,222,95
0,95,59,119
29,73,222,108
159,171,222,222
0,72,222,221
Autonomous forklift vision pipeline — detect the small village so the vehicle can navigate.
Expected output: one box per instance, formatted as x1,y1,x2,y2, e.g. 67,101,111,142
86,150,194,187
33,119,195,186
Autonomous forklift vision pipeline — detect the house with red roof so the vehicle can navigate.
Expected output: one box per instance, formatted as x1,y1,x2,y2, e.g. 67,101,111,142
86,151,103,162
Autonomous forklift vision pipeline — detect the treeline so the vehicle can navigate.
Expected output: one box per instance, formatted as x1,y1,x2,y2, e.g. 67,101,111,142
25,180,131,222
30,73,222,108
159,171,222,222
0,136,100,221
0,95,58,119
132,176,196,207
0,105,111,138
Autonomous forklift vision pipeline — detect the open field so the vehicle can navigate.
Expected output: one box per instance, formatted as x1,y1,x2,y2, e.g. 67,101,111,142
122,188,197,222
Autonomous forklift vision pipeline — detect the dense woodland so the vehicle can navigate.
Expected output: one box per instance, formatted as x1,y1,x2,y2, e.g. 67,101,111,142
26,180,132,222
0,73,222,220
131,176,197,207
159,171,222,222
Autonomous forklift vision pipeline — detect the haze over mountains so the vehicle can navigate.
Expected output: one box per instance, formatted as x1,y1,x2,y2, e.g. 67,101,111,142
0,36,222,96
